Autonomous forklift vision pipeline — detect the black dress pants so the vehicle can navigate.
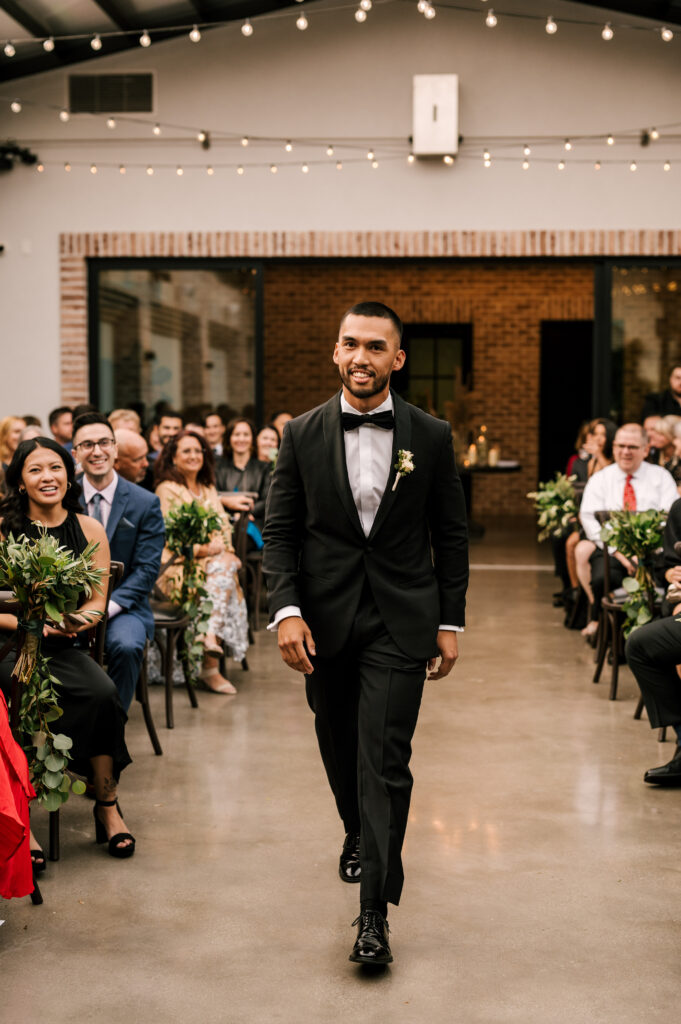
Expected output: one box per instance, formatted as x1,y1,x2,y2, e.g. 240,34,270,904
625,615,681,729
589,550,627,621
305,585,426,907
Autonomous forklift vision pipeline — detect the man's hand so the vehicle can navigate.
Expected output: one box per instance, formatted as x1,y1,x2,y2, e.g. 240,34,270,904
221,494,255,512
277,615,316,674
613,551,635,575
427,630,459,680
667,566,681,585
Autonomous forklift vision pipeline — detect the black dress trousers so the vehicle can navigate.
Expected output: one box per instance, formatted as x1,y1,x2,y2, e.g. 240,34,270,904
625,615,681,729
305,581,426,907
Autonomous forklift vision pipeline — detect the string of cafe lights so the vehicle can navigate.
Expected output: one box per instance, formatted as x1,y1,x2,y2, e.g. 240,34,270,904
1,0,678,58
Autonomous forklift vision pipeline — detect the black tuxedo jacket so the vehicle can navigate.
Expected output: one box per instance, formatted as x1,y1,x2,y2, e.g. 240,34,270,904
263,391,469,659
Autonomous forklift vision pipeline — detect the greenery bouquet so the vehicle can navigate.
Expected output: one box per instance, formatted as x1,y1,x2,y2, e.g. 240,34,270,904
527,473,579,542
0,525,105,808
599,509,667,635
163,500,224,680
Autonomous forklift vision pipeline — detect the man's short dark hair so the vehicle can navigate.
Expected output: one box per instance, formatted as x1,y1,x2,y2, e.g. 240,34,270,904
669,364,681,376
156,409,184,425
48,405,73,429
340,302,403,342
72,411,115,439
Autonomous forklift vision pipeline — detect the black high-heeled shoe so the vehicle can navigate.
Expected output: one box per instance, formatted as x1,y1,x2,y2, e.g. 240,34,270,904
93,799,136,859
31,848,47,874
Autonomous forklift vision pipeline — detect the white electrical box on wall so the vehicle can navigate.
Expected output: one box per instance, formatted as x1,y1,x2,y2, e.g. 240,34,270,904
412,74,459,157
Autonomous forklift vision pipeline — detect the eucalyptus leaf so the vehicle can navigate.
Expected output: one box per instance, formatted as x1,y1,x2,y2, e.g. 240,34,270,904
621,577,640,594
59,774,72,793
41,790,63,811
71,779,87,795
43,770,64,789
44,753,65,772
35,745,48,761
52,734,73,751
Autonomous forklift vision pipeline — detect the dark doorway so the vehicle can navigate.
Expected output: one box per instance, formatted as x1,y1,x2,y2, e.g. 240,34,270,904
539,320,594,481
392,322,473,420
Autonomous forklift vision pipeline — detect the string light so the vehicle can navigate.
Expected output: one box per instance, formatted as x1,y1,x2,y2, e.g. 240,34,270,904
336,161,343,170
106,117,116,129
371,160,379,169
237,166,244,175
594,161,601,170
90,164,98,174
59,109,70,122
64,162,71,172
296,12,308,30
661,26,674,42
407,153,415,164
558,160,565,170
301,163,309,173
146,165,154,175
522,159,529,170
241,20,254,37
664,160,671,171
140,30,151,47
189,25,201,43
198,130,208,143
485,9,497,28
153,123,162,136
36,163,44,173
43,37,55,52
91,34,102,51
207,166,214,175
443,154,454,165
523,144,531,156
629,161,637,171
545,16,557,35
360,0,373,8
10,100,21,113
285,141,293,152
417,0,428,11
483,149,491,161
367,149,375,160
270,164,278,173
564,139,572,151
241,136,249,147
119,165,126,174
650,127,659,140
176,166,184,175
326,145,334,156
484,158,491,167
601,23,613,41
4,42,15,57
355,9,367,22
607,134,615,145
424,5,436,20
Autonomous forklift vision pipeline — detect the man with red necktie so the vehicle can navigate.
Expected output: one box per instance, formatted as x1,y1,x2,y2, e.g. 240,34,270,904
579,423,678,629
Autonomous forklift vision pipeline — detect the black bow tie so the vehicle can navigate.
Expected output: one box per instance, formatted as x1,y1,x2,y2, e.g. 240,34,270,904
341,410,395,432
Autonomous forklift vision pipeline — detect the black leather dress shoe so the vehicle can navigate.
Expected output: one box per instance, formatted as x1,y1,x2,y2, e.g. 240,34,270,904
644,745,681,785
349,910,392,965
339,832,361,883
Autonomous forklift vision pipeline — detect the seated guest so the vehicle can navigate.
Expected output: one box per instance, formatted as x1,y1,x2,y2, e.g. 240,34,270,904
644,415,677,466
155,430,248,694
48,406,73,450
109,409,141,433
571,418,617,482
215,418,272,533
114,428,149,485
145,421,162,455
19,425,42,443
147,410,184,464
0,417,26,471
204,411,226,457
0,437,134,858
22,415,42,428
73,413,164,711
642,364,681,420
566,421,590,479
578,423,678,637
667,419,681,493
269,410,293,440
625,495,681,785
256,425,280,465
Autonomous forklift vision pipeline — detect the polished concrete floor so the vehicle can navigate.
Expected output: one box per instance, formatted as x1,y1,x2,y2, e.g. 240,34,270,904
2,520,680,1023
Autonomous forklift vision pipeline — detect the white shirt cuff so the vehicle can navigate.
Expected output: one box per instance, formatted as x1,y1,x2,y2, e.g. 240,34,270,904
439,625,463,632
267,605,302,631
108,600,123,620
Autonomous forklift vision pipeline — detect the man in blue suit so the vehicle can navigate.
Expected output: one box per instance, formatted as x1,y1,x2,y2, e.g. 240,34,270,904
72,412,164,709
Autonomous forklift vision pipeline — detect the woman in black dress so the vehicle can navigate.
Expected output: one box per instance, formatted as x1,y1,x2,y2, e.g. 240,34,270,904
215,418,272,534
0,437,134,860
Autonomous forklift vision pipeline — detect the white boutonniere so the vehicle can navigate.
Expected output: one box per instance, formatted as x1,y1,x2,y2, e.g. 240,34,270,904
392,449,415,492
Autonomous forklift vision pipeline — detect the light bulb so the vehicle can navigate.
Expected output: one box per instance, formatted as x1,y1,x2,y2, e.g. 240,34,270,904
198,130,207,143
4,41,15,57
241,136,249,147
189,25,201,43
302,163,309,173
664,160,671,171
106,117,116,129
484,159,491,167
176,166,184,176
36,163,44,173
64,162,71,172
443,154,454,165
326,145,334,156
360,0,373,9
237,166,244,175
153,123,161,136
296,14,308,30
43,37,55,52
336,161,343,170
207,166,214,175
522,160,529,170
146,166,154,175
355,9,367,22
119,165,126,174
371,160,379,169
270,164,278,174
607,134,614,145
59,109,70,122
407,153,415,164
90,164,98,174
417,0,428,11
91,34,102,50
10,100,21,113
485,9,497,27
545,17,557,34
601,22,613,41
367,149,374,160
661,26,673,42
651,127,659,140
483,149,490,161
630,161,637,171
140,30,151,47
285,141,293,152
594,161,601,171
564,139,572,151
424,5,436,19
242,20,253,37
558,160,565,170
523,144,531,156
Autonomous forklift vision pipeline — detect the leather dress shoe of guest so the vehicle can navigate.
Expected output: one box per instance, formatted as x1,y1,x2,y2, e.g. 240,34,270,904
644,745,681,786
349,909,392,965
339,831,361,883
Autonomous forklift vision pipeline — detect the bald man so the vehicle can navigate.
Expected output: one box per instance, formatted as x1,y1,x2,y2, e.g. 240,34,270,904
114,428,149,485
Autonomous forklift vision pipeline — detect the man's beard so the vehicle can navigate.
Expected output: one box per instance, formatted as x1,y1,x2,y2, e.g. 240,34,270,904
339,367,391,398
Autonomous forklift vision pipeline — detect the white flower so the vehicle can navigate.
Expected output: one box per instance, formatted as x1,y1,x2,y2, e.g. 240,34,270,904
392,449,415,491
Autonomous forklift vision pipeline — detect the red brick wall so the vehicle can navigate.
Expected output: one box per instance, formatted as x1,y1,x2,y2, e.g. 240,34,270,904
263,259,594,516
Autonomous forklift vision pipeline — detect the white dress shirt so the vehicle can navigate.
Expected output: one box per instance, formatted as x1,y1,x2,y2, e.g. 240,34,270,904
269,394,462,633
82,471,122,618
579,460,679,545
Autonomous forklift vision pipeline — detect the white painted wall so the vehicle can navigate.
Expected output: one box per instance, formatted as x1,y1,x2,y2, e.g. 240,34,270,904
1,0,680,419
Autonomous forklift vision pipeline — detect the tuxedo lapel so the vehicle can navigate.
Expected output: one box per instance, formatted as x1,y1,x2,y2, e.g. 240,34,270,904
368,391,412,542
322,394,365,540
106,477,128,541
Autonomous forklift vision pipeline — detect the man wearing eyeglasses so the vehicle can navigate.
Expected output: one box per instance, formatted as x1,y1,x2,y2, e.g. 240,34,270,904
72,412,164,709
579,423,678,633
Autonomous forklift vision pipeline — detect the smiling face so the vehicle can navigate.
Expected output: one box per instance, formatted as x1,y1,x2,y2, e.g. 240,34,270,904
333,314,405,411
73,422,117,487
256,427,279,461
204,414,225,447
229,421,254,458
159,416,183,444
613,426,649,474
173,434,204,480
21,445,69,512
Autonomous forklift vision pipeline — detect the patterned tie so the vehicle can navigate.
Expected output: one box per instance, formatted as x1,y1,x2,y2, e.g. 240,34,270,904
90,492,103,523
623,473,637,511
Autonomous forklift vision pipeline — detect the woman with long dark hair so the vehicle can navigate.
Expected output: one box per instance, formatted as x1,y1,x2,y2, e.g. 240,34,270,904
0,437,134,862
215,418,272,533
154,430,248,694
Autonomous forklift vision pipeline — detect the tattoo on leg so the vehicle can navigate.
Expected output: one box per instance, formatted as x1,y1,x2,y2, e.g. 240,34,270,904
101,776,117,799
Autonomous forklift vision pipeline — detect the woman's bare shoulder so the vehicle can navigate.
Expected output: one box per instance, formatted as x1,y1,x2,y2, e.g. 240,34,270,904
76,512,107,544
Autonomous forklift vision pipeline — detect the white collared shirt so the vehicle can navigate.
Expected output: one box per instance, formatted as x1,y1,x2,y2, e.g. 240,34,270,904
82,470,119,531
580,460,679,544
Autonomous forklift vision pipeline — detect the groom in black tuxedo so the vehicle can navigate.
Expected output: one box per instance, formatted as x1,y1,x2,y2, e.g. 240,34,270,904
263,301,469,965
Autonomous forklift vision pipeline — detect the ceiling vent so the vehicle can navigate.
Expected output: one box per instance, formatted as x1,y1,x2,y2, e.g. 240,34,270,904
68,73,154,114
